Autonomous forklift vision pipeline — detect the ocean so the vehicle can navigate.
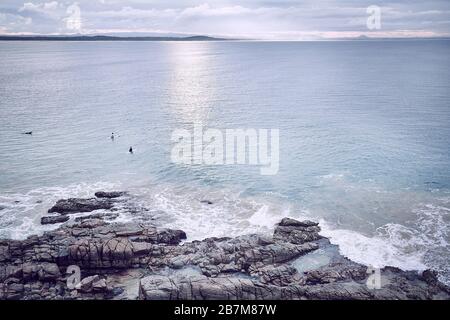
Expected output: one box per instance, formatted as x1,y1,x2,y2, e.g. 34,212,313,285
0,40,449,284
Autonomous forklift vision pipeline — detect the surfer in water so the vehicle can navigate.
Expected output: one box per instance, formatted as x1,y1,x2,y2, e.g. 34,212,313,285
129,146,133,154
111,133,114,140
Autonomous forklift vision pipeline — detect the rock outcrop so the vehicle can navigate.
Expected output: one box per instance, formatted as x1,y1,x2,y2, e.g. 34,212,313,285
0,193,449,300
94,191,127,199
48,198,114,214
41,215,70,225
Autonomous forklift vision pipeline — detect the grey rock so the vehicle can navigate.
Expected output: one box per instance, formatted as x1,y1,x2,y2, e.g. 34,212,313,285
251,265,301,286
273,218,322,244
48,198,114,214
131,242,153,256
95,191,127,199
4,281,24,300
22,263,40,280
302,262,368,284
41,215,70,225
0,196,448,301
421,269,439,285
38,263,61,281
92,278,108,292
74,212,120,222
156,229,187,244
279,218,319,227
75,275,101,293
0,246,10,262
242,242,318,265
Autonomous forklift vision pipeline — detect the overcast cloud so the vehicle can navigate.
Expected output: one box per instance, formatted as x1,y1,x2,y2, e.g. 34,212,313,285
1,0,449,39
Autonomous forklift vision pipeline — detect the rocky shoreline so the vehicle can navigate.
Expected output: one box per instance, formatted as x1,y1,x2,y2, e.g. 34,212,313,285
0,191,449,300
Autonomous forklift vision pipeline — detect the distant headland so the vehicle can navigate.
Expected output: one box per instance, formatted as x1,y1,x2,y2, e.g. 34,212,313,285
1,34,449,42
0,35,228,41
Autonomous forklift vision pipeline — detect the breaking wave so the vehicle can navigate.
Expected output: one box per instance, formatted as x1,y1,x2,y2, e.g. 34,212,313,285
0,177,448,285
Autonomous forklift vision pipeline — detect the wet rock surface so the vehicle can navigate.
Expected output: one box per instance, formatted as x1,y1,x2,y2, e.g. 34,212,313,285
48,198,114,214
95,191,127,199
1,192,449,300
41,215,70,225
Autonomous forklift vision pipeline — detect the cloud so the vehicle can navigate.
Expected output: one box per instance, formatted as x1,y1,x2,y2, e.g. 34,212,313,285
93,6,176,19
19,1,60,15
0,0,449,38
179,4,252,17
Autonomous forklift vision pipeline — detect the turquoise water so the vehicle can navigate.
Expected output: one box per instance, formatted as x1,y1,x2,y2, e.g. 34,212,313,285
0,40,449,283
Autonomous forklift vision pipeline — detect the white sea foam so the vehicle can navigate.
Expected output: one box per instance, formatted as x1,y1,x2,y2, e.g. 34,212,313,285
248,204,286,229
129,182,449,285
129,185,288,241
317,204,450,286
319,221,428,270
0,179,448,285
308,174,450,284
0,181,123,239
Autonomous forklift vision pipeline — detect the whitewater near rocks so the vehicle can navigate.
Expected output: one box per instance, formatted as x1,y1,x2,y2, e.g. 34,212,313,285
0,191,448,300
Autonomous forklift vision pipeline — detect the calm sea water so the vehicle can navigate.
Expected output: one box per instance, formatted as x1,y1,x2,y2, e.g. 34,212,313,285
0,40,449,283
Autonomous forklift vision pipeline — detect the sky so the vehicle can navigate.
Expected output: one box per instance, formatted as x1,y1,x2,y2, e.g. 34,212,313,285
0,0,449,39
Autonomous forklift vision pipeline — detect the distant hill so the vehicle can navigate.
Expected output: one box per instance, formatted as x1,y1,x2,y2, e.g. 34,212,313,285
2,34,448,42
333,35,450,41
0,35,228,41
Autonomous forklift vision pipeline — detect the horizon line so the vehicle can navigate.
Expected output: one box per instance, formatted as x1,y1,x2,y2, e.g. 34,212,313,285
1,34,450,41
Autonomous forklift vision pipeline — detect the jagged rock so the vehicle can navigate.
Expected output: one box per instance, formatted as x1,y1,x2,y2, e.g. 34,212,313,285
75,275,101,293
3,280,24,300
155,229,187,244
0,246,10,262
138,268,450,300
41,215,70,225
113,223,143,237
22,263,40,280
273,218,322,244
421,270,439,285
279,218,318,227
251,265,301,286
95,191,127,199
139,274,283,300
73,219,108,229
68,237,134,268
74,212,119,222
0,196,448,300
241,242,318,265
37,263,61,281
131,242,153,255
21,262,61,281
48,198,114,214
4,265,22,280
92,278,107,291
303,262,368,284
103,238,134,264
